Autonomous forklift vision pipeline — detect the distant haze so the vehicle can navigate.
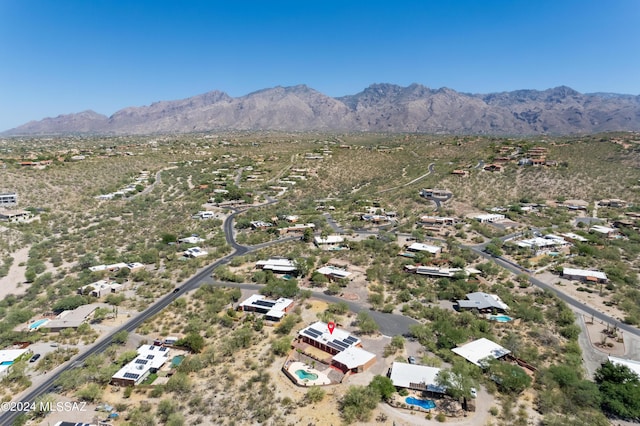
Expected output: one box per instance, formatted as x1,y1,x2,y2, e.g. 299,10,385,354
3,84,640,136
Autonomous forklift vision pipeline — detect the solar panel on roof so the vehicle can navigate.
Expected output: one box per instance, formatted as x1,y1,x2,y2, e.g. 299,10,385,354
159,347,168,351
332,340,349,349
308,327,323,335
123,373,140,379
135,359,148,365
327,341,345,352
304,329,320,338
345,336,358,343
255,300,276,307
146,354,155,359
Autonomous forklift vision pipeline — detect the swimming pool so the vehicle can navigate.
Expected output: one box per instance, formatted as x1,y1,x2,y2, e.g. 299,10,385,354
0,361,14,366
171,355,185,367
489,314,513,322
405,397,436,410
295,370,318,380
29,319,50,330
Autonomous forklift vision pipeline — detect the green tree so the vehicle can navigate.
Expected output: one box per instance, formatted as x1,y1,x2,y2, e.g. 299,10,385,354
111,330,129,345
340,385,380,424
271,336,292,356
305,385,326,403
487,360,531,394
368,375,396,400
356,311,379,335
177,332,205,353
595,361,640,420
436,362,478,399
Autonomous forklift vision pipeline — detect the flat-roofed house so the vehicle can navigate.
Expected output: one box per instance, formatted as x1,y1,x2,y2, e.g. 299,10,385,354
562,267,608,284
255,257,297,274
111,344,171,386
406,243,442,256
316,266,352,281
297,321,376,373
457,292,509,313
452,338,511,367
388,362,446,394
238,294,294,321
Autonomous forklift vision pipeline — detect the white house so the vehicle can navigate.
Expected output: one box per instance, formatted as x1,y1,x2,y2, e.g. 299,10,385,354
406,243,441,255
562,267,608,284
184,247,208,258
316,266,352,280
178,236,205,244
314,235,345,248
457,292,509,313
473,214,505,223
77,280,123,297
238,294,294,321
389,362,446,394
452,338,511,367
255,257,297,273
111,345,171,386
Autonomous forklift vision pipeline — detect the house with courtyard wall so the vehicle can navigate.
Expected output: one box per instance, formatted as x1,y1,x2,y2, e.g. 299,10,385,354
237,294,294,321
296,321,376,373
111,344,171,386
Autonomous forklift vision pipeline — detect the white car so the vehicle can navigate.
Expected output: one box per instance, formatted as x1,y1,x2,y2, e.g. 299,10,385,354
470,387,477,398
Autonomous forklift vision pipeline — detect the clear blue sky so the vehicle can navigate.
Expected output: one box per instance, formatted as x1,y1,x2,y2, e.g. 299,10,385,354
1,0,639,131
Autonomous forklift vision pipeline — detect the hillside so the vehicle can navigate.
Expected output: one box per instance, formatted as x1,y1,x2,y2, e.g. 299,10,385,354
3,84,640,136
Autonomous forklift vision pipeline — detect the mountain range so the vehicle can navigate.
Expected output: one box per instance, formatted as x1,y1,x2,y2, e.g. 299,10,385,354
4,83,640,136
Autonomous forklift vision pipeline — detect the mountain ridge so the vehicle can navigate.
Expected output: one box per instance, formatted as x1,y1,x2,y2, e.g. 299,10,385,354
4,84,640,136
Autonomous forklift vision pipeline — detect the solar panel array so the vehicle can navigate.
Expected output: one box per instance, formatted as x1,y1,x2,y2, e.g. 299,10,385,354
160,347,168,352
135,359,148,365
254,300,276,308
302,325,359,353
123,372,140,380
146,354,155,360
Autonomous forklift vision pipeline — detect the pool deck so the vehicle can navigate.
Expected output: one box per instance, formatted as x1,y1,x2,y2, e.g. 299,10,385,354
285,361,331,386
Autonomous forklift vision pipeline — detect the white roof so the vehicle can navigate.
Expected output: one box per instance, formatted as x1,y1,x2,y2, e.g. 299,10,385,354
474,213,505,221
316,266,352,279
256,257,297,272
389,362,445,393
516,237,564,248
184,247,208,257
563,267,608,280
407,243,441,254
608,356,640,378
331,346,376,369
178,236,205,244
590,225,616,234
560,232,588,242
452,338,511,366
299,321,361,351
112,344,171,383
458,292,509,311
89,264,108,272
314,235,344,244
239,294,293,317
0,349,29,375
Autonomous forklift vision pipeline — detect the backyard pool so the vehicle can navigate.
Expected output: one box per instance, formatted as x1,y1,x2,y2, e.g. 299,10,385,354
0,361,14,366
29,319,50,330
489,315,513,322
171,355,185,367
405,397,436,410
295,370,319,380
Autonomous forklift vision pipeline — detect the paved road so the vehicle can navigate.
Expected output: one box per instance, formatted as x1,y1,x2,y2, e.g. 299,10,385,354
201,280,420,337
323,212,345,234
468,246,640,339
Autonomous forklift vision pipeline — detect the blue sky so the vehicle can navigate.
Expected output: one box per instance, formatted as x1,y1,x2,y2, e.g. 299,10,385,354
1,0,639,130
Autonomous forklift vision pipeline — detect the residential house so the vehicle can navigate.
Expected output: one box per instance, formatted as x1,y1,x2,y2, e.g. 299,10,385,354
406,243,442,256
238,294,294,321
562,267,608,284
111,344,171,386
77,280,123,297
297,322,376,373
451,169,469,177
473,213,505,223
183,247,208,258
483,164,503,172
255,257,297,274
0,192,17,206
457,292,509,313
314,235,346,249
452,338,511,367
279,223,316,234
0,209,30,222
419,216,456,226
178,236,205,244
388,362,446,395
316,266,352,281
590,225,618,237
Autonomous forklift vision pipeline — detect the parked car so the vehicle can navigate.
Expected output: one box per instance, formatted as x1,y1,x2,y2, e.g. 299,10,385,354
470,387,477,398
408,356,416,364
29,353,41,363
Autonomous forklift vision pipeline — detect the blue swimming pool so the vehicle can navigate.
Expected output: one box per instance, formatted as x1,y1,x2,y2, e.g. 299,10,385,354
489,315,513,322
406,397,436,410
29,319,49,330
295,369,318,380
